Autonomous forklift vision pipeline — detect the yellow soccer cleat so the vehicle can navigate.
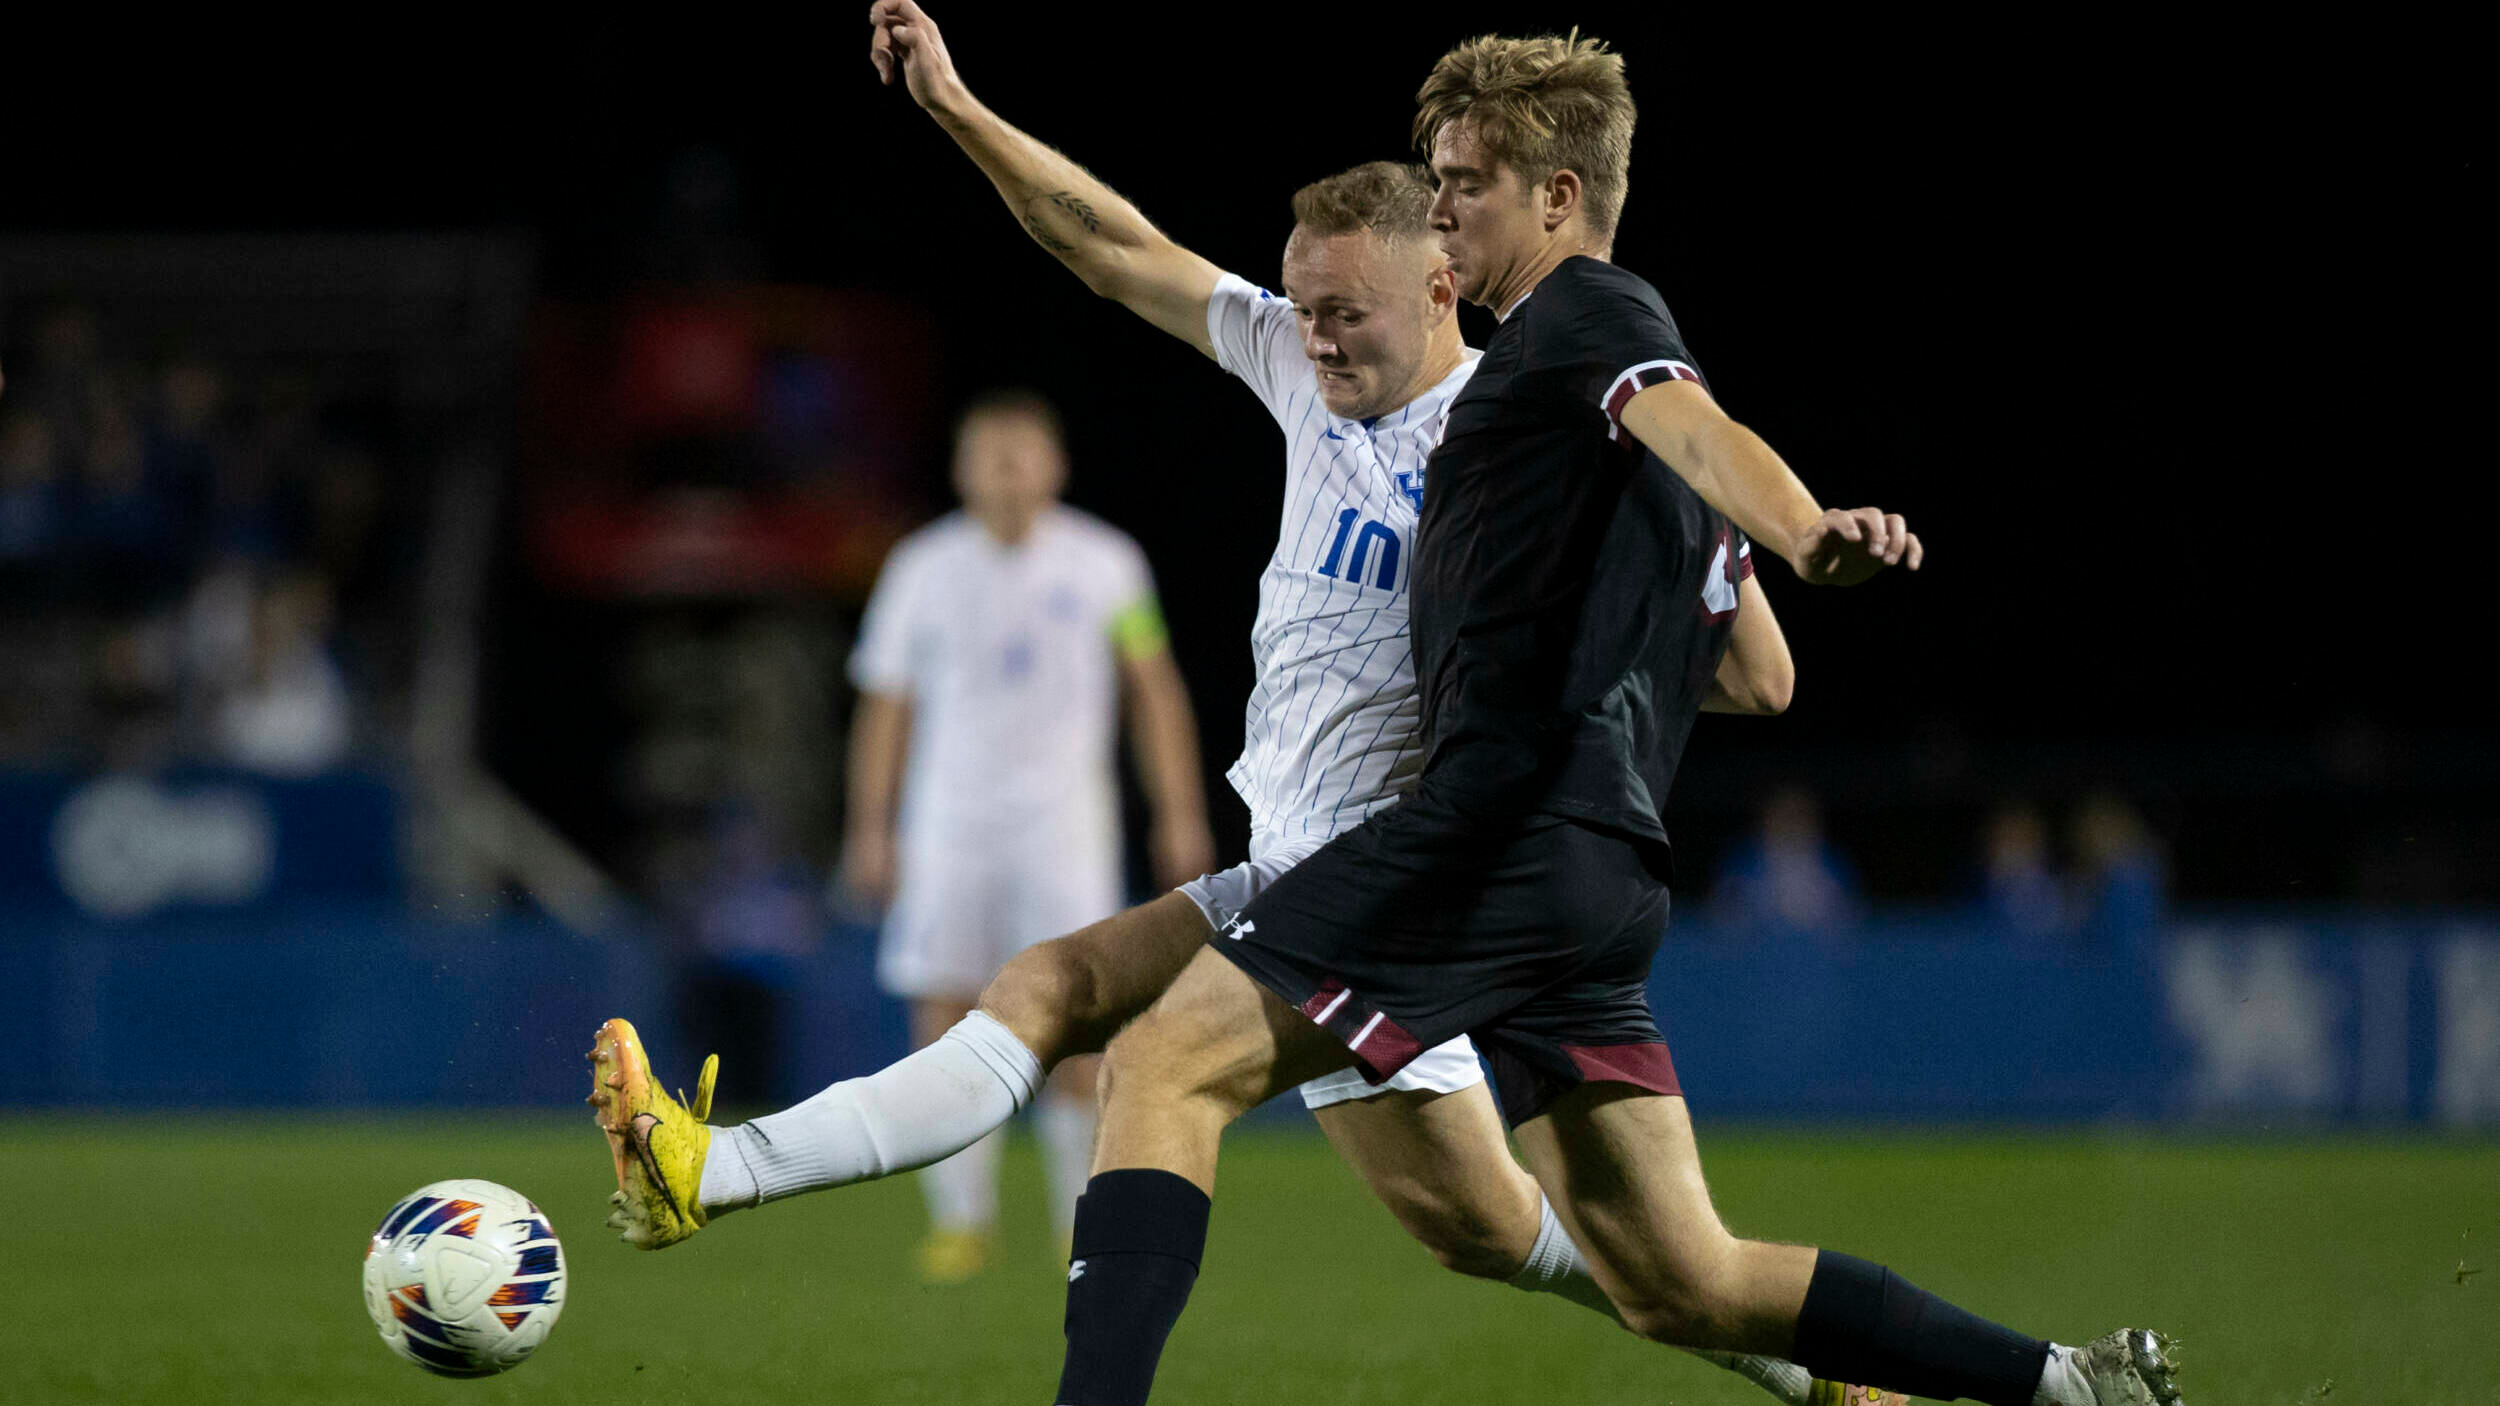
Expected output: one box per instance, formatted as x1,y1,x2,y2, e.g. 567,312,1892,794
915,1227,993,1285
586,1017,717,1250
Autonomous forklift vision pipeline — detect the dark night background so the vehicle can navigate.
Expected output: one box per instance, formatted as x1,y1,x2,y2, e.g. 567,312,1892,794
6,5,2482,901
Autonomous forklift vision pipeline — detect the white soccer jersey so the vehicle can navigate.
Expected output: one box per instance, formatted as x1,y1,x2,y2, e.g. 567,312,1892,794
850,506,1159,852
1206,273,1479,839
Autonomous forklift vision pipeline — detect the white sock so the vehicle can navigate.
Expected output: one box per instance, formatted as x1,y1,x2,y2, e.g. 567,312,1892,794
918,1126,1003,1233
697,1010,1044,1214
1507,1194,1618,1318
1507,1196,1814,1406
2032,1342,2085,1406
1034,1096,1097,1239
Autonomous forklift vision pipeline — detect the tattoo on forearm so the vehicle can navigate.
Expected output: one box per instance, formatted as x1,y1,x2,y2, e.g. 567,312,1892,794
1017,189,1101,256
1021,214,1076,254
1043,190,1101,233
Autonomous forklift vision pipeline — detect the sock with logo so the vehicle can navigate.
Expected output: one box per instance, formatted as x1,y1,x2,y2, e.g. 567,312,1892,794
1055,1169,1211,1406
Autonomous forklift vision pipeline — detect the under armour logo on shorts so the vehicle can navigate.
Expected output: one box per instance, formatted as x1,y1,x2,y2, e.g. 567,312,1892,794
1223,917,1256,940
1068,1259,1087,1283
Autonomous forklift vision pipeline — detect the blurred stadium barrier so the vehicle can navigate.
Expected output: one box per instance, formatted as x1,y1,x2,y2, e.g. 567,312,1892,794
1651,916,2500,1126
5,781,2494,1125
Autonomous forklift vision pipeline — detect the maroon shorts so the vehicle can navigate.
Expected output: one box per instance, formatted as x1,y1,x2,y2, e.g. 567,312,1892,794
1209,782,1680,1125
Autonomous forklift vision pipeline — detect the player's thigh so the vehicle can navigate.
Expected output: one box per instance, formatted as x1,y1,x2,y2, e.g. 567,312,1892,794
978,891,1215,1056
1105,945,1356,1114
1313,1082,1543,1276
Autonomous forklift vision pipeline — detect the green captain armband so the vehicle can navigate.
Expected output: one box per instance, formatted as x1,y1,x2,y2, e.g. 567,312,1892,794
1109,596,1169,661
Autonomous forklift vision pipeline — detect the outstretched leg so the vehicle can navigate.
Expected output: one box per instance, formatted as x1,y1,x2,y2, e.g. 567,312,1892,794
1513,1085,2179,1406
694,893,1214,1219
1318,1084,1828,1405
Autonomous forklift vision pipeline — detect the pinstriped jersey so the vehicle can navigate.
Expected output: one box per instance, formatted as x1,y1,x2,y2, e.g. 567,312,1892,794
1205,272,1480,839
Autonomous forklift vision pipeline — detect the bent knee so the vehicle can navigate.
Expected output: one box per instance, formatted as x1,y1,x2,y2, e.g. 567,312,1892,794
980,940,1102,1050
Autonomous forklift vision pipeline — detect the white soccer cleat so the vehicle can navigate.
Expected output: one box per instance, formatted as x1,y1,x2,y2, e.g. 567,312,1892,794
2068,1328,2183,1405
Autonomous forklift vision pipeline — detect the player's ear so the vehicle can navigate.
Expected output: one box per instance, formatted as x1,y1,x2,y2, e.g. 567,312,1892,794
1542,169,1582,232
1424,260,1458,318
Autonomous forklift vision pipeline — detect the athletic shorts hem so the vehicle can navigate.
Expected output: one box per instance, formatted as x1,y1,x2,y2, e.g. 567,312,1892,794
1206,936,1423,1084
1296,1036,1485,1110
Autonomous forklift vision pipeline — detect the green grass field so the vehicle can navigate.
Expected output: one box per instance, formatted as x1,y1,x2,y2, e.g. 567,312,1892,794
2,1116,2492,1404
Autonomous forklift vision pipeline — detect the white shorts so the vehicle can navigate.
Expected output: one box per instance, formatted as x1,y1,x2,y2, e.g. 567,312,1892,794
879,820,1125,999
1179,824,1485,1111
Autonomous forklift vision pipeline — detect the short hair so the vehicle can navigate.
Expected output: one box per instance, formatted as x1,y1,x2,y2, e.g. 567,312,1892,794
951,387,1063,449
1412,31,1636,239
1288,161,1437,242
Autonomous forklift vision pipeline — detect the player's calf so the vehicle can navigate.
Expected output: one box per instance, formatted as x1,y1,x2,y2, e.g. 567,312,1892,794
1315,1088,1545,1281
1384,1186,1535,1281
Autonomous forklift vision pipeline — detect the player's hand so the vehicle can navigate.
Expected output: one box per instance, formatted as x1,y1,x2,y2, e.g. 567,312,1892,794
1793,506,1922,586
1151,813,1218,892
839,827,900,910
868,0,967,112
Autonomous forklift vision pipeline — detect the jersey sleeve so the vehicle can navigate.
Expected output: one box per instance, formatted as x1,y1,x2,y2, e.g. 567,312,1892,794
1205,271,1308,425
1100,533,1170,662
1734,530,1756,582
847,538,925,695
1530,269,1710,447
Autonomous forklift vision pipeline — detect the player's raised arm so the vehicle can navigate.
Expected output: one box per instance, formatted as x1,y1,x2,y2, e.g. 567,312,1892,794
1619,380,1925,587
870,1,1222,355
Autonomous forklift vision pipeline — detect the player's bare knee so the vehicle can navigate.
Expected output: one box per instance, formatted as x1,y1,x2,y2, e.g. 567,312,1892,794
990,900,1212,1057
979,939,1097,1058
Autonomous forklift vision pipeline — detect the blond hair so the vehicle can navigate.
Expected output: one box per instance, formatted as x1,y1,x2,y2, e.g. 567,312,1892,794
1413,31,1635,239
1289,161,1437,242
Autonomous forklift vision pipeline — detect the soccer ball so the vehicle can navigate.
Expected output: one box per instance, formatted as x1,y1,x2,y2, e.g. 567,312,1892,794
361,1178,566,1376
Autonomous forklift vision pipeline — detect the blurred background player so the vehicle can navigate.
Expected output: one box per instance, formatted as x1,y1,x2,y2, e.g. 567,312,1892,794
840,387,1214,1280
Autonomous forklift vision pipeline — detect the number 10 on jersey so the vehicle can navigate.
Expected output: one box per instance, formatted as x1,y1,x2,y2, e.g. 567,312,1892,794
1316,508,1401,591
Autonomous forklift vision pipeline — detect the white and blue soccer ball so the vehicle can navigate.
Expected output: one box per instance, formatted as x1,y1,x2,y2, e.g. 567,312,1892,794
361,1178,566,1377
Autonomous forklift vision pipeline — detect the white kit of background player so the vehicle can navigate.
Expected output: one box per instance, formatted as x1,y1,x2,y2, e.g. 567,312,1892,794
842,392,1213,1278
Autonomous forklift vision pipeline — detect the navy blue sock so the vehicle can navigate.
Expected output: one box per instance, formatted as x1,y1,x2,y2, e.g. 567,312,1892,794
1791,1250,2049,1405
1054,1169,1212,1406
